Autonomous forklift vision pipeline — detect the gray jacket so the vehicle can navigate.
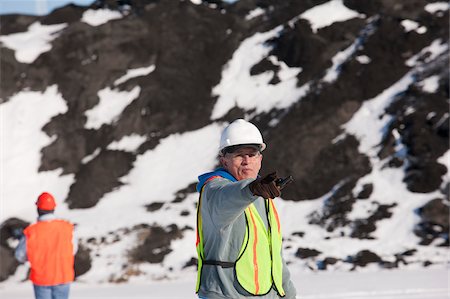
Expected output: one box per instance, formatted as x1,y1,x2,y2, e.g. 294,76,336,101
197,176,297,299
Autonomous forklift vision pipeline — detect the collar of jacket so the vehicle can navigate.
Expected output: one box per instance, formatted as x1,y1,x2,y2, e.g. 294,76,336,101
38,213,56,222
196,167,237,192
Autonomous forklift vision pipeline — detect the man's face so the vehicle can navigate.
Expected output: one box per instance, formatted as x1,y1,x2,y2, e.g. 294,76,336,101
220,146,262,181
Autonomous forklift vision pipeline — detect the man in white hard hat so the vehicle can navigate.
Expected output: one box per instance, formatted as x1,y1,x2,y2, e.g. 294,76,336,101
195,119,297,298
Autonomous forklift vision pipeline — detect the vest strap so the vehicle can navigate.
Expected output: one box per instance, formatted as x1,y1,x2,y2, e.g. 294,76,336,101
203,260,235,268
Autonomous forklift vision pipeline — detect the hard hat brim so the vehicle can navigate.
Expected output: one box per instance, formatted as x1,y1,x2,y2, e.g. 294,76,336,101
221,143,266,154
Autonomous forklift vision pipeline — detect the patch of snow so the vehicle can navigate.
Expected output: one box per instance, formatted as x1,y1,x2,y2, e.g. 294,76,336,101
107,134,147,152
0,85,73,223
348,164,440,242
323,41,358,82
81,148,101,164
356,55,371,64
245,7,265,20
344,72,415,157
300,0,365,33
427,112,437,120
419,75,440,93
392,128,408,158
437,150,450,170
0,22,67,63
114,65,156,86
57,123,224,238
78,231,140,283
331,39,450,266
425,2,450,14
406,39,448,67
401,19,420,32
81,9,123,27
404,106,416,116
433,113,449,133
401,20,427,34
416,26,427,34
267,55,302,81
0,123,223,282
85,86,141,129
211,26,308,120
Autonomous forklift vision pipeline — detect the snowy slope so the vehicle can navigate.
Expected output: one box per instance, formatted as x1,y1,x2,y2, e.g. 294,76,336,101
0,0,448,290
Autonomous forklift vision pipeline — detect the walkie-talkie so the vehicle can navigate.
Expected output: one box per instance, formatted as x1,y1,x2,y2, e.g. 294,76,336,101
275,176,294,190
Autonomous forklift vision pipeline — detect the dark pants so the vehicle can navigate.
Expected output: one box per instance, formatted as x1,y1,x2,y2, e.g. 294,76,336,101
33,283,70,299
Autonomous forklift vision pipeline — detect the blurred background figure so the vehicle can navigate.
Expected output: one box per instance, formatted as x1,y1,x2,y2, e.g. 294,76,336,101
15,192,77,299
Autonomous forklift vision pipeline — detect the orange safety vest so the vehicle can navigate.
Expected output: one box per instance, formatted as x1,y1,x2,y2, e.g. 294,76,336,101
23,219,75,286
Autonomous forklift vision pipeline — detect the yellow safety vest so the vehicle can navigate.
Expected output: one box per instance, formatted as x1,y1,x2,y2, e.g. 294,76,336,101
196,186,286,296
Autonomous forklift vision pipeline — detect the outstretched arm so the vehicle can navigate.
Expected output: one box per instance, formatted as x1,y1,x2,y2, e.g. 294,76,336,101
203,178,257,228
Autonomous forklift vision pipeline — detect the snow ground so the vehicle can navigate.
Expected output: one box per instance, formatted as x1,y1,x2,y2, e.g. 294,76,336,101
0,267,447,299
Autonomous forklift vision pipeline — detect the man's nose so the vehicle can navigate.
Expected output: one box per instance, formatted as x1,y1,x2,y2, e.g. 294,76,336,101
241,155,250,164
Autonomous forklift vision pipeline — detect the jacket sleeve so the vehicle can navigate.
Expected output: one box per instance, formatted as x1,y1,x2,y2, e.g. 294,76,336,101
14,236,27,263
281,255,297,298
202,177,258,228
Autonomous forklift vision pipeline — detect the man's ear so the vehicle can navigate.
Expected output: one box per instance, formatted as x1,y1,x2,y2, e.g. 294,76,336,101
219,155,227,168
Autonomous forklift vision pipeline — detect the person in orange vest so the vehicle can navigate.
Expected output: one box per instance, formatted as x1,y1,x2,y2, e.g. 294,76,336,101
15,192,77,299
195,119,297,298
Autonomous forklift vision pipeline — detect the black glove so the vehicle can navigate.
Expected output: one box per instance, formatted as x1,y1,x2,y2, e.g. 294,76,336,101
249,172,281,199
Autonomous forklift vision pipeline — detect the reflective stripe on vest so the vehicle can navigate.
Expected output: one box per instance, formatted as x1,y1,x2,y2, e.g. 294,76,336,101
196,186,285,296
24,219,75,286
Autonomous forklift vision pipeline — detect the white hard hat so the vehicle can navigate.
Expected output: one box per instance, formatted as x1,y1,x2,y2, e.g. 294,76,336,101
219,119,266,152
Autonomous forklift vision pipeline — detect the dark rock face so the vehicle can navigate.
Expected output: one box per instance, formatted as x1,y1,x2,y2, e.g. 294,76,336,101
0,15,38,35
308,180,359,232
66,150,136,209
0,218,30,282
183,257,197,269
41,4,85,25
350,203,397,239
130,224,183,263
0,218,29,247
1,0,446,209
295,248,321,259
0,246,19,282
145,202,165,212
380,53,449,194
347,250,382,268
317,257,339,270
10,0,244,210
356,184,373,199
415,198,449,245
172,183,197,203
74,244,92,278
